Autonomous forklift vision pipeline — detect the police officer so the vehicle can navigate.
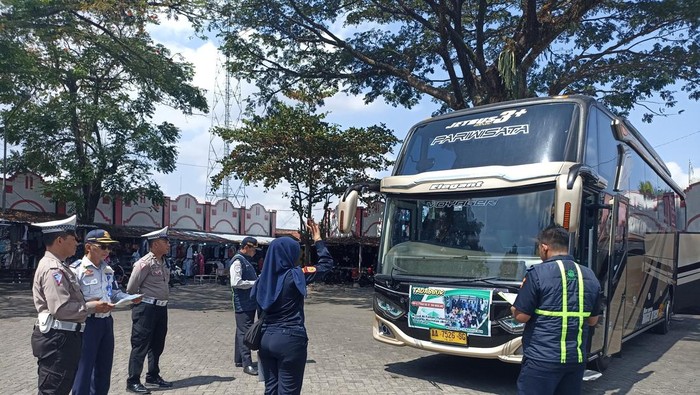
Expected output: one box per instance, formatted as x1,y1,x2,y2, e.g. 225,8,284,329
230,236,260,375
511,225,602,395
125,227,172,394
31,215,113,395
71,229,142,395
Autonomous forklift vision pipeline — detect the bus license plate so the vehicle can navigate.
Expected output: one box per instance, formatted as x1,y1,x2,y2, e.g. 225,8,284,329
430,329,467,345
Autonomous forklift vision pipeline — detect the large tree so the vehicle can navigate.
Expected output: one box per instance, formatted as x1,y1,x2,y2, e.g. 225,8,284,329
217,0,700,119
0,1,209,222
211,101,399,237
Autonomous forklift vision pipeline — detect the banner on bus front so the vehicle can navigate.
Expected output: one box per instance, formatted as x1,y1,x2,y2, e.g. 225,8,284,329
408,285,493,337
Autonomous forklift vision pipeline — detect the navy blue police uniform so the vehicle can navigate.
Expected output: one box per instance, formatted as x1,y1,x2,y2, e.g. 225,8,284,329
258,240,335,395
513,254,602,395
230,250,259,371
70,251,137,395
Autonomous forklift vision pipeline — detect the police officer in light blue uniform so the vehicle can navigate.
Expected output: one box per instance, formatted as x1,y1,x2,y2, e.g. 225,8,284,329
71,229,142,395
511,225,602,395
230,236,260,375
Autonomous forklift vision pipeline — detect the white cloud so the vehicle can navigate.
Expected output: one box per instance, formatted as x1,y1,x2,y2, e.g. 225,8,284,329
667,161,690,190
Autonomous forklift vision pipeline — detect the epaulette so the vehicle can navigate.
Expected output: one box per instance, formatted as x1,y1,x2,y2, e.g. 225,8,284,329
70,260,81,268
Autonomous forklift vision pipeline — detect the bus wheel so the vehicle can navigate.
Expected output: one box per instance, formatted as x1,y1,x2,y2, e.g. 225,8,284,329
651,296,672,335
588,355,610,372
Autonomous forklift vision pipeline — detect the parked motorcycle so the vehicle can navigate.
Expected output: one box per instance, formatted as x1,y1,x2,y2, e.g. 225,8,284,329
168,259,186,287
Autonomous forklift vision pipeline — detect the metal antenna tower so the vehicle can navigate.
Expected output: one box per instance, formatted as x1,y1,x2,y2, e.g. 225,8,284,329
205,52,246,206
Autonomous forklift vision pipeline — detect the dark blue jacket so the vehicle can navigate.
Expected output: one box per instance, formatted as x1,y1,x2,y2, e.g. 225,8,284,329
231,253,258,312
513,255,602,364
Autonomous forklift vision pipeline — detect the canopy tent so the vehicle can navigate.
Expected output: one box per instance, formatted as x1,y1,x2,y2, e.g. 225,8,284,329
216,233,276,245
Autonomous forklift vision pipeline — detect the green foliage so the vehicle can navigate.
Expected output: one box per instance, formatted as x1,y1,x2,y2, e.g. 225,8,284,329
0,0,209,222
217,0,700,119
212,101,399,233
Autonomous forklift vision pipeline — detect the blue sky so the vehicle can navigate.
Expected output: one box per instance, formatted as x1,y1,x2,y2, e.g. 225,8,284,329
148,18,700,230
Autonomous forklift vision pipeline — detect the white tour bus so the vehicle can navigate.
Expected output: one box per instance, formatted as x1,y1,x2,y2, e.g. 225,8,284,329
338,95,688,372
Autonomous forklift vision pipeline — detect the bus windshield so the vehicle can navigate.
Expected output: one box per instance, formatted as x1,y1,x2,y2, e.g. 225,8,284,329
396,103,579,175
380,188,555,281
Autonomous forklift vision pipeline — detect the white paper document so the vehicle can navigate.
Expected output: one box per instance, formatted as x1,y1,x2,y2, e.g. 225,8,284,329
114,294,142,307
498,291,518,305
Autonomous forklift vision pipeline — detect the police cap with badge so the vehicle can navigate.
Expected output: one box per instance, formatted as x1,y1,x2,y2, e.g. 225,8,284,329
142,226,169,240
31,215,78,236
85,229,119,245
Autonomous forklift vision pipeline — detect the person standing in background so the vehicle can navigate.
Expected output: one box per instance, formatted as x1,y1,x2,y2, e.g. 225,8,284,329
230,236,260,376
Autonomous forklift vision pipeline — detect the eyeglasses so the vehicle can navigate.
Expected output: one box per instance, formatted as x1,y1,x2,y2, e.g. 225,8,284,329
92,244,111,251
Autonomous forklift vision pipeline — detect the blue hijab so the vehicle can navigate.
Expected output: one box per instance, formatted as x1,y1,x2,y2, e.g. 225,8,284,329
252,237,306,310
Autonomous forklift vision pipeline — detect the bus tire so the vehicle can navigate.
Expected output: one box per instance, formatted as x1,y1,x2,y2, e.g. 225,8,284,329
587,354,610,372
651,296,672,335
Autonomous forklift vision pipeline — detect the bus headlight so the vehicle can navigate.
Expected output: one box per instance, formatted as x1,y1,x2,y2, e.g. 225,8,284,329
375,294,405,319
497,316,525,334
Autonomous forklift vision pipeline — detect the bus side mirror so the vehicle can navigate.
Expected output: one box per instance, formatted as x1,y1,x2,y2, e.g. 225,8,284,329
555,174,582,233
338,189,360,234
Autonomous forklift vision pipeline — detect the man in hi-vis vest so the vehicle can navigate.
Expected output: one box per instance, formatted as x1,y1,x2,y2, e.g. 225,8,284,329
511,225,602,395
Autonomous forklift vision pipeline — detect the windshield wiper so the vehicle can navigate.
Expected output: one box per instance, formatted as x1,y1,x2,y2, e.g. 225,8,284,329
440,276,520,292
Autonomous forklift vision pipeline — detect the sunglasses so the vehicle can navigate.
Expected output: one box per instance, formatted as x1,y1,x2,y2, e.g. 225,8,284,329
90,244,112,251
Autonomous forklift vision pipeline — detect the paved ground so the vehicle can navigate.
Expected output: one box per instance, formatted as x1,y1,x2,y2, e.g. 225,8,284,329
1,282,698,394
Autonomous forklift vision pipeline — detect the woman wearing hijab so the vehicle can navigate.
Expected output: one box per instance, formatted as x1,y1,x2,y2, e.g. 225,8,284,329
251,219,336,395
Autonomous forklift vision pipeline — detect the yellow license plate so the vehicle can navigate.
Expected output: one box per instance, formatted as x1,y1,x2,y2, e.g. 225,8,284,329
430,329,468,345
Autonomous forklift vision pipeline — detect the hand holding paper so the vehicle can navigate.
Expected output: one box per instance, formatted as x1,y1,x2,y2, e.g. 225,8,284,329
115,294,143,307
498,291,518,305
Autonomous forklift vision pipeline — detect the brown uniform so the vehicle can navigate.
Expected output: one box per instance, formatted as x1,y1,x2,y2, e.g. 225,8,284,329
126,252,170,300
31,251,88,395
126,252,170,385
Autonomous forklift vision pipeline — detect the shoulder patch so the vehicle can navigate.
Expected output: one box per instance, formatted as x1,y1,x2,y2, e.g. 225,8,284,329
302,266,317,274
52,271,63,286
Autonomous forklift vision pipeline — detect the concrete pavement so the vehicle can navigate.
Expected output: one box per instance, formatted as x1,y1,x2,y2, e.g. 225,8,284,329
1,282,698,394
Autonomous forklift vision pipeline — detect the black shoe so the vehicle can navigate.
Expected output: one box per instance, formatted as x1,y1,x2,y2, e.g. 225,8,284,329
235,362,243,367
145,376,173,388
126,383,151,394
243,365,259,376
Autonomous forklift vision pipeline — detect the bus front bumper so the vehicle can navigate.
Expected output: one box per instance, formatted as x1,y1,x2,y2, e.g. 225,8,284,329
372,314,524,364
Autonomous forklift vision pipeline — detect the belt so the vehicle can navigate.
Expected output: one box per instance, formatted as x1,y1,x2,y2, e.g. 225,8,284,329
35,319,85,333
89,312,112,318
141,296,168,306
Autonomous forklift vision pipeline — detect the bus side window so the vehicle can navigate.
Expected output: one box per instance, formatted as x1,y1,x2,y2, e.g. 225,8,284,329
596,109,617,187
584,108,598,170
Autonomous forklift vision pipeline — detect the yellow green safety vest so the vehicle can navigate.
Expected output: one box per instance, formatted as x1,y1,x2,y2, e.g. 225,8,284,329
534,260,592,363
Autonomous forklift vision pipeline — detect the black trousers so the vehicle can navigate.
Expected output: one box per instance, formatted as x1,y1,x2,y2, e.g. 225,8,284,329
259,326,308,395
31,327,82,395
234,310,256,367
128,303,168,384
